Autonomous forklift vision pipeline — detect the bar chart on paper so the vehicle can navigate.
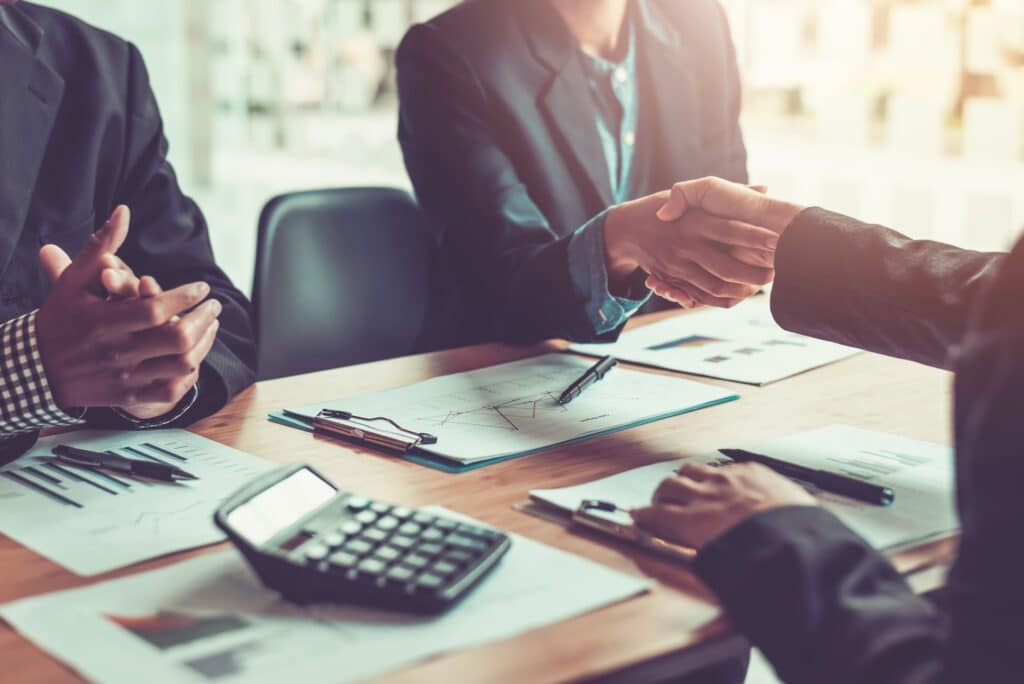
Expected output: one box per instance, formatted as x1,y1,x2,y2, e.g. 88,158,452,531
0,430,274,576
570,297,860,385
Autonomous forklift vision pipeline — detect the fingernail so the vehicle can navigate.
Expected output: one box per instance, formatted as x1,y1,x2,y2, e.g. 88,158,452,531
194,283,210,298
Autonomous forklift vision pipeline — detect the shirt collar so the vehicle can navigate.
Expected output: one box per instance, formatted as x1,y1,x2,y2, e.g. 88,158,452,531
578,14,637,80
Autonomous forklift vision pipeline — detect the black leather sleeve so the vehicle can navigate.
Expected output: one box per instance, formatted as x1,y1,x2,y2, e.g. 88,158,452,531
771,208,1005,370
396,25,610,344
93,43,256,426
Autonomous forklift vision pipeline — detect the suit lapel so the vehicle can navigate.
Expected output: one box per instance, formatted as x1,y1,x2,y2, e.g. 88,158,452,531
0,8,65,277
518,0,614,208
630,0,703,196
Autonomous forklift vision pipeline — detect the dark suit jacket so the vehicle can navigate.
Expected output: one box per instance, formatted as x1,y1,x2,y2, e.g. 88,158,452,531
397,0,747,346
693,208,1021,683
0,3,255,457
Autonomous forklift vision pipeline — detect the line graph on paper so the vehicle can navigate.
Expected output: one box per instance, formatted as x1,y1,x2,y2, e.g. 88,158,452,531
419,390,569,433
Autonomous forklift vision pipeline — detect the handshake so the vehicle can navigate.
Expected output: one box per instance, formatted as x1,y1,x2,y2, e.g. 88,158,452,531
603,177,805,308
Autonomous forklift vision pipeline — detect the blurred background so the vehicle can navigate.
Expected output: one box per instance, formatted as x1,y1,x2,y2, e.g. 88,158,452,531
42,0,1024,297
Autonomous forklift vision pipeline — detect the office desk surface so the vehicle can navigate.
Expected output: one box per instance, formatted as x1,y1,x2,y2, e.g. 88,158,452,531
0,312,956,683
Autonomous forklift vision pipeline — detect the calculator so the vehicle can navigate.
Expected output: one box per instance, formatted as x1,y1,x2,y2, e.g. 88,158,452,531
214,464,511,613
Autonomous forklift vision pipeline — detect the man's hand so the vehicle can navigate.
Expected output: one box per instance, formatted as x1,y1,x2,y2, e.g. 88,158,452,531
603,190,779,309
35,206,222,419
631,462,817,551
646,178,806,307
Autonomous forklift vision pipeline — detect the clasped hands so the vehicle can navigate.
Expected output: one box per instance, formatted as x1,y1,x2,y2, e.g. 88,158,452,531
604,177,805,308
35,206,221,421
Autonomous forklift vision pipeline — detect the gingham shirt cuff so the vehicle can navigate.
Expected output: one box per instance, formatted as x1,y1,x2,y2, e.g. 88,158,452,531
0,312,86,438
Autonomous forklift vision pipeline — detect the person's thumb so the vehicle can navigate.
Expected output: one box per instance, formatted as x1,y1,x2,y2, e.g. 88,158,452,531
38,244,73,286
62,205,131,288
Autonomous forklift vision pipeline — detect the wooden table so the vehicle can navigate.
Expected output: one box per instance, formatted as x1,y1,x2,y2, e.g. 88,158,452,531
0,312,957,683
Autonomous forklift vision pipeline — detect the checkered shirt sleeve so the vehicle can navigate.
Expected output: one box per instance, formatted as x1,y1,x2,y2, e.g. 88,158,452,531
0,312,86,437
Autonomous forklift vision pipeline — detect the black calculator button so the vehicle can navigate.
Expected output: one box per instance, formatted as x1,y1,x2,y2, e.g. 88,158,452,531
346,496,371,511
431,560,459,577
362,528,389,543
374,546,402,562
412,512,436,525
390,534,416,549
357,558,387,576
415,573,445,590
456,523,495,541
402,554,430,569
446,534,488,552
304,544,330,562
419,543,444,557
375,516,399,531
386,565,415,583
338,521,362,536
328,551,358,569
354,510,378,525
420,528,444,542
370,502,391,514
398,522,421,536
344,539,373,555
444,550,474,565
391,506,413,520
434,519,457,531
322,532,346,548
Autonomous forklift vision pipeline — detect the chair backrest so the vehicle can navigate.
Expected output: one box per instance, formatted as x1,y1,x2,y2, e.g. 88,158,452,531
253,187,436,380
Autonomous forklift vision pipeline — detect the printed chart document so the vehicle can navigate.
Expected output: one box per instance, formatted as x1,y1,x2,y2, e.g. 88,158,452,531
570,298,859,385
0,507,651,684
0,430,274,576
531,425,958,553
280,354,738,466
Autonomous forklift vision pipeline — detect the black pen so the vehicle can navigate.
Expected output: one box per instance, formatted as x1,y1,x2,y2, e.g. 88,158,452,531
719,448,895,506
558,356,618,405
52,445,198,483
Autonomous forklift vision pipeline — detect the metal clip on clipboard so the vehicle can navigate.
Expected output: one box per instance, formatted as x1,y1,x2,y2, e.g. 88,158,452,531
572,499,696,564
312,409,438,454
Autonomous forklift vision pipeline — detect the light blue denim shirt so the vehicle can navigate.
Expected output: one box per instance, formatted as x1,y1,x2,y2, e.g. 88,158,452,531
567,20,650,336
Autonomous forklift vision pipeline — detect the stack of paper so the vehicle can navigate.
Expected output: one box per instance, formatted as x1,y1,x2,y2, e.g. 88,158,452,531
531,425,958,553
570,298,860,385
0,430,274,575
0,508,651,684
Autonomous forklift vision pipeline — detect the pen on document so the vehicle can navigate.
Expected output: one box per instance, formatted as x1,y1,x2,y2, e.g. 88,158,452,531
558,356,618,406
52,445,198,483
718,448,895,506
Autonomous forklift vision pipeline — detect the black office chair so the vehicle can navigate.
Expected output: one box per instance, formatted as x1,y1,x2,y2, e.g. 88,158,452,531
252,187,437,380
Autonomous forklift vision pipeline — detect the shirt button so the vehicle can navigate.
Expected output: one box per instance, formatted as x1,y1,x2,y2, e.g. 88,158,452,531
623,131,636,147
613,67,629,84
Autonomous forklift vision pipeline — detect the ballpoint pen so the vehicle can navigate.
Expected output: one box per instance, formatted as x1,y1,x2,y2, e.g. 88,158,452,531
558,356,618,405
52,445,198,482
719,448,895,506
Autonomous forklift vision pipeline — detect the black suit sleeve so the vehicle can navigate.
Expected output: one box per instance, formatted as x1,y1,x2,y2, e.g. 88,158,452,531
396,25,607,344
89,43,256,427
771,208,1005,369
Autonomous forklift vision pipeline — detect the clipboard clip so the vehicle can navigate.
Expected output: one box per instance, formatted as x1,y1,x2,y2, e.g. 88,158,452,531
571,499,696,564
313,409,438,454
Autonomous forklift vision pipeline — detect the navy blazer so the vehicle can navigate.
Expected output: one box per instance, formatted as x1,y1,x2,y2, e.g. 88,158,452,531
397,0,748,345
695,209,1022,682
0,3,255,457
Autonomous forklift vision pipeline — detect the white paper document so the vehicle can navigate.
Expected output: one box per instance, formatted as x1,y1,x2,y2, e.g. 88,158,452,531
531,425,958,553
0,507,650,684
286,353,738,465
0,430,274,576
570,298,860,385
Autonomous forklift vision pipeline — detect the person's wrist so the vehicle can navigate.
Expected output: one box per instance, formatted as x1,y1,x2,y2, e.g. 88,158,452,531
603,205,641,282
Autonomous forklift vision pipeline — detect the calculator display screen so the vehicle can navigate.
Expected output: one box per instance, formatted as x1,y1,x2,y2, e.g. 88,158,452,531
226,469,336,546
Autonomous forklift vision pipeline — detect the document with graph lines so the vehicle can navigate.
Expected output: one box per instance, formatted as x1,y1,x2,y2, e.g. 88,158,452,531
0,430,274,576
285,354,738,465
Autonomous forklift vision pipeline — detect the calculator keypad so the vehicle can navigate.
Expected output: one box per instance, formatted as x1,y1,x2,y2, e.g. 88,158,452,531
292,494,509,602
